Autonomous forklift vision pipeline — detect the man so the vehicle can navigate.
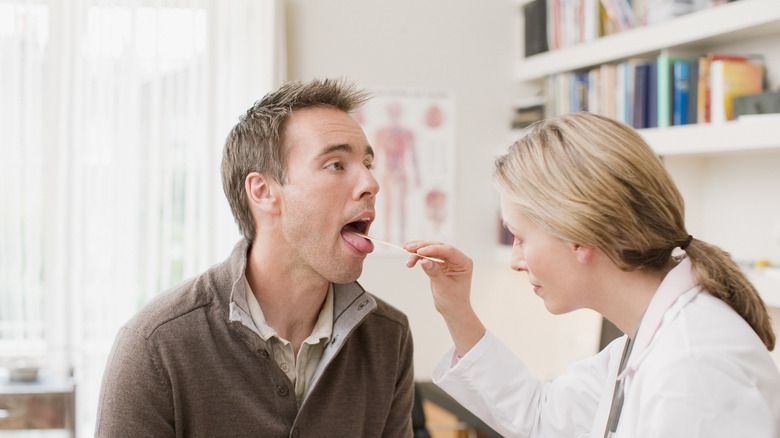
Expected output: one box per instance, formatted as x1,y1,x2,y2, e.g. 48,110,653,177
96,78,415,437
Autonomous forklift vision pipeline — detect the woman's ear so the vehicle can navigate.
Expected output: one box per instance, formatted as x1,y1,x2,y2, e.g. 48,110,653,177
571,242,596,264
245,172,280,214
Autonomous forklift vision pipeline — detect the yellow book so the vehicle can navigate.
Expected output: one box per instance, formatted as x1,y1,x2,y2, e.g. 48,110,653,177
709,59,763,123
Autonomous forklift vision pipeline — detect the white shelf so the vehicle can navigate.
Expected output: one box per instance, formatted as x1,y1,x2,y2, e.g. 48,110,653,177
515,0,780,81
640,115,780,156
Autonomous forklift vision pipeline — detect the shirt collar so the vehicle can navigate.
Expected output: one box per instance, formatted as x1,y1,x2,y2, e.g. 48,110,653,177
244,277,333,344
619,256,700,379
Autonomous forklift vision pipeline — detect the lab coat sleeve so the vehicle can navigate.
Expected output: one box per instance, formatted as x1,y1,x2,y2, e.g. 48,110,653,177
432,330,615,438
635,351,778,438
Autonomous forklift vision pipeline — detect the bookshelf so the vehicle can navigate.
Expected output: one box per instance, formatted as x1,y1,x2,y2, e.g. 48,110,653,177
515,0,780,82
514,0,780,307
640,114,780,155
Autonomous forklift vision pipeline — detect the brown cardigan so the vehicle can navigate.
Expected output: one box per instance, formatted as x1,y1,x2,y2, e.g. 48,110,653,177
96,240,414,437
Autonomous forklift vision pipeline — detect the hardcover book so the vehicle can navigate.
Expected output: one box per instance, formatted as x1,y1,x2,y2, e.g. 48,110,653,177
709,58,763,123
672,60,690,125
524,0,549,57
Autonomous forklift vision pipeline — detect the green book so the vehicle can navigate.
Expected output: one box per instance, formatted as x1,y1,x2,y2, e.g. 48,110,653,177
656,50,697,128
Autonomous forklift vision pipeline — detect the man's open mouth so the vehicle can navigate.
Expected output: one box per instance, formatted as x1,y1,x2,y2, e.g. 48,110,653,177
341,217,374,254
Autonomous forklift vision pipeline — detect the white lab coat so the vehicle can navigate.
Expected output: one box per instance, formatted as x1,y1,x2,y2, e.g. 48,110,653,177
432,258,780,437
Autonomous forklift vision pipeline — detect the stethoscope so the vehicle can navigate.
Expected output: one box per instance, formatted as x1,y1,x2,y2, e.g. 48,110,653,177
603,313,644,438
603,334,635,437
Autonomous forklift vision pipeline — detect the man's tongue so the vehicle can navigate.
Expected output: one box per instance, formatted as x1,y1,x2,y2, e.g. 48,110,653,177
341,227,374,254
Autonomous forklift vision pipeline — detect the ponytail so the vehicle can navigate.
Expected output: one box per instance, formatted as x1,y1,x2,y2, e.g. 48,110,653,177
685,238,775,350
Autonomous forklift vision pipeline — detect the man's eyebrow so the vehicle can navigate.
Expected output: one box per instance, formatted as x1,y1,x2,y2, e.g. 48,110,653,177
319,144,352,157
319,144,374,158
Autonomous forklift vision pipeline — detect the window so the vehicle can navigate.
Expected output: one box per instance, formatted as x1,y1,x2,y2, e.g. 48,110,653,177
0,1,285,434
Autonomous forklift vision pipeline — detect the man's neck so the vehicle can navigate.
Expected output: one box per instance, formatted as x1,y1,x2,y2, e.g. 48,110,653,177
246,242,329,353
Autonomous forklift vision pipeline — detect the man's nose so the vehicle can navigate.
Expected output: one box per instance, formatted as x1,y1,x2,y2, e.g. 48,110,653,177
356,166,379,200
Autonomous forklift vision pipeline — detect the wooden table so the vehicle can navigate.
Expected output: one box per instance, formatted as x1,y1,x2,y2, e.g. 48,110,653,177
0,380,76,436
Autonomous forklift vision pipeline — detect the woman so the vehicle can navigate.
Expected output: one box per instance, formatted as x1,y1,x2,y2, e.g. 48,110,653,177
404,112,780,437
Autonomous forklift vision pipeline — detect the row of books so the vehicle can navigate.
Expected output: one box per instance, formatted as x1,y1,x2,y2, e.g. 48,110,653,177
524,0,733,57
543,52,765,129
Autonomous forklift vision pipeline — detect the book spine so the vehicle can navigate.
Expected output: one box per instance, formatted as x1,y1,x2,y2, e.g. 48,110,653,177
697,56,710,124
647,60,658,128
657,53,673,128
673,60,690,125
687,59,699,124
633,64,648,129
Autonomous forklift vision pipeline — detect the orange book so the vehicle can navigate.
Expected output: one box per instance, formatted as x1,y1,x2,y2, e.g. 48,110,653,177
709,59,763,123
696,56,709,124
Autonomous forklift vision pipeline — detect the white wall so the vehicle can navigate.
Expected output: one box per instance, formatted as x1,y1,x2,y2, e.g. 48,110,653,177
285,0,603,380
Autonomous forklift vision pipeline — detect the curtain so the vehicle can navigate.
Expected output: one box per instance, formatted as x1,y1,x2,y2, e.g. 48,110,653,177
0,0,286,434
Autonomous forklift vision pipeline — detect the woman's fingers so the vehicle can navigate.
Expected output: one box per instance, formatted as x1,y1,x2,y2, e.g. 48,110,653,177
403,241,472,275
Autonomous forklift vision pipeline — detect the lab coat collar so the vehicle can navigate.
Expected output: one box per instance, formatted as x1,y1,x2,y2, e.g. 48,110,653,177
618,257,700,379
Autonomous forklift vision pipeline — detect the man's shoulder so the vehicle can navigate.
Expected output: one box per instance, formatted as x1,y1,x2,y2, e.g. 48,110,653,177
365,290,409,329
124,240,248,339
124,265,230,339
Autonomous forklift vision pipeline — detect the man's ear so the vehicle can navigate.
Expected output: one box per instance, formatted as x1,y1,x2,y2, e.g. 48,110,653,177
571,242,596,264
245,172,280,214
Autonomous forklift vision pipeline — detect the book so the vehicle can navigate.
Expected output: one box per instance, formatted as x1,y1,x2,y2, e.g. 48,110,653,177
615,62,627,124
656,51,696,128
623,58,651,126
524,0,549,57
697,53,755,124
672,60,690,125
600,63,617,118
600,0,637,32
647,60,658,128
588,67,601,115
512,104,545,130
571,72,590,112
687,59,699,124
696,56,709,123
709,58,763,123
548,0,561,51
582,0,600,44
633,63,650,129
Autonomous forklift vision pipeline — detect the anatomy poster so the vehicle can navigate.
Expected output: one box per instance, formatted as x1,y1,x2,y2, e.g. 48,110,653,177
355,88,456,250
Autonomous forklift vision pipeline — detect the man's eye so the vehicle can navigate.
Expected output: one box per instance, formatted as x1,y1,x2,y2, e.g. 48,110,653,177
513,236,522,246
365,162,374,171
327,161,344,171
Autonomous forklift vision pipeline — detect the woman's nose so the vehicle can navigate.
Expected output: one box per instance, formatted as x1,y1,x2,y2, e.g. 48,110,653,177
510,247,527,272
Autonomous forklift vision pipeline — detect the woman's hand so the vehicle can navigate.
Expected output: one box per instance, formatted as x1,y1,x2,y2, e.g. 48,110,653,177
404,240,486,357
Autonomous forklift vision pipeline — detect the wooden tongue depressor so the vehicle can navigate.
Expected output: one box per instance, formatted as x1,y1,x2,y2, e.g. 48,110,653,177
353,232,445,264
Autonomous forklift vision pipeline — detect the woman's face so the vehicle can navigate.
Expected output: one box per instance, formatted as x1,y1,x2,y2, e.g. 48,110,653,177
500,196,591,314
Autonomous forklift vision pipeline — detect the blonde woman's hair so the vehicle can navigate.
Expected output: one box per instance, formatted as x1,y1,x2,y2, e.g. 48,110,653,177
494,112,774,350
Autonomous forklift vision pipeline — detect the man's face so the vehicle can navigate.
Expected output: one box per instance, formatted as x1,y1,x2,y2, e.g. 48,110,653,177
278,106,379,284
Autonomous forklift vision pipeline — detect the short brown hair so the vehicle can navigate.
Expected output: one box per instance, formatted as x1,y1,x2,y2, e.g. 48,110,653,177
221,77,370,242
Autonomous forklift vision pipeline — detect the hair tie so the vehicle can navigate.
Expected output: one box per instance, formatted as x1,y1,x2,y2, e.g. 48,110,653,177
680,235,693,251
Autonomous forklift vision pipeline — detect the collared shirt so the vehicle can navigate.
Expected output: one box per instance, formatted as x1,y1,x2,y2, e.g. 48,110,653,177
97,239,415,436
245,277,333,405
